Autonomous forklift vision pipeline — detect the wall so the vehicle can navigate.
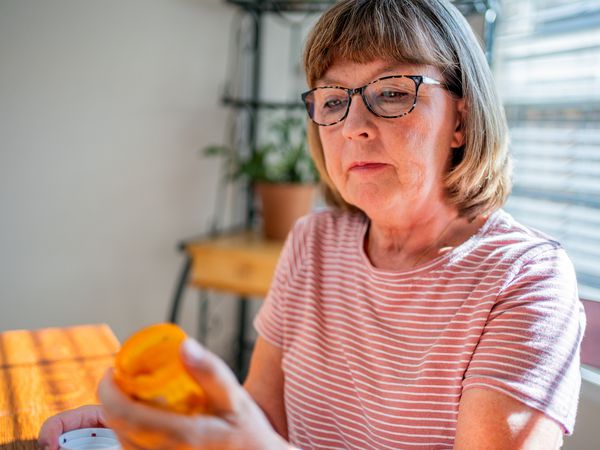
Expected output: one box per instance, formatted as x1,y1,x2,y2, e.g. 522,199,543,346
0,0,238,355
1,1,598,445
564,378,600,450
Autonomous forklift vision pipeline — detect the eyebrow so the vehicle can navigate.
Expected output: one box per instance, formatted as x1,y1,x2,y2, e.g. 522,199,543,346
317,64,412,86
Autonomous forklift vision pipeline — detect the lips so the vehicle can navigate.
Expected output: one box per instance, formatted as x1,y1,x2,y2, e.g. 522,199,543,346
348,161,388,171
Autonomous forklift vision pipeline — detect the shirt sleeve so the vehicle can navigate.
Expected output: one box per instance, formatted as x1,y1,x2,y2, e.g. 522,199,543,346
462,244,586,434
253,216,308,348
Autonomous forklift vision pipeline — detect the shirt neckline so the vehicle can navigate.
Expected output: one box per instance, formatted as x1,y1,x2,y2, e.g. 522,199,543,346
356,209,503,278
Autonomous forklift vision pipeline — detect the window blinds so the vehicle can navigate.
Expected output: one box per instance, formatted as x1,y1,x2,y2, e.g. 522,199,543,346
495,0,600,303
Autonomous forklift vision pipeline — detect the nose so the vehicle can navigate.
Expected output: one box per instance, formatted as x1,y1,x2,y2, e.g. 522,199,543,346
341,93,376,141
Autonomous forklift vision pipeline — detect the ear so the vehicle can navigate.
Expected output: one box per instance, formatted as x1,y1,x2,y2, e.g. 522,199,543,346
451,98,466,148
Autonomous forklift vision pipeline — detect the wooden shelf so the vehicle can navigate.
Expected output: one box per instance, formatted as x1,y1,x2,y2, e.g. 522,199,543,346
184,231,284,297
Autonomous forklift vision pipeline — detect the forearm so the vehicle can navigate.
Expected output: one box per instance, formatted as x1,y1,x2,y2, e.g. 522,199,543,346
243,381,288,439
243,337,288,438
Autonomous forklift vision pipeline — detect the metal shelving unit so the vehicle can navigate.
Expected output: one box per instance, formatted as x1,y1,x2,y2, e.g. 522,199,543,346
217,0,334,379
169,0,501,380
226,0,336,13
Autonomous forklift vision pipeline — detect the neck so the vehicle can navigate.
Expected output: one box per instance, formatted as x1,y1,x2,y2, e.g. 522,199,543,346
365,208,464,270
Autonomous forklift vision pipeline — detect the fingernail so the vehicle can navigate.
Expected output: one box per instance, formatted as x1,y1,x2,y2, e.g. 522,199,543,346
182,338,205,363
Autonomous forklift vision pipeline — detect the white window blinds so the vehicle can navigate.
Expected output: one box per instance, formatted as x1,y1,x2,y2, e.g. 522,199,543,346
495,0,600,302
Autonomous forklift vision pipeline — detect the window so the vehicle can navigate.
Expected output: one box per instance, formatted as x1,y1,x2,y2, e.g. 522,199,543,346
494,0,600,370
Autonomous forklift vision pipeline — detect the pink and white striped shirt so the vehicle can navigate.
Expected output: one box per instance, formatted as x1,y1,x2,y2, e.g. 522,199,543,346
254,208,585,450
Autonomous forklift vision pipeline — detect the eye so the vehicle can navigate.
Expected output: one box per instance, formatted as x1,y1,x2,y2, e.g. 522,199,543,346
368,77,416,106
322,97,348,111
378,89,410,101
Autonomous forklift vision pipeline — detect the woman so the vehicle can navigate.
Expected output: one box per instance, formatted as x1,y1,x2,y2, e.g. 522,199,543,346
39,1,585,449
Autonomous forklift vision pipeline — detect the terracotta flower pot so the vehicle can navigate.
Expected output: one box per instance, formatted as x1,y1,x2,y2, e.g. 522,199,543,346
255,182,317,240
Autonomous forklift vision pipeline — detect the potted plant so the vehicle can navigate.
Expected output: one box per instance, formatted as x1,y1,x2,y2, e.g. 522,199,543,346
204,116,319,240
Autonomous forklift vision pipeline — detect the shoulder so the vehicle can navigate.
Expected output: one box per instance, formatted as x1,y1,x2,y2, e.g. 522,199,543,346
488,209,559,243
482,211,579,307
476,209,567,269
281,208,368,276
290,207,367,246
450,209,576,292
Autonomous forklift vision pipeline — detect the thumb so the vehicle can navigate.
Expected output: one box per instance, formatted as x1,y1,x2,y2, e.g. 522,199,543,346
180,338,242,415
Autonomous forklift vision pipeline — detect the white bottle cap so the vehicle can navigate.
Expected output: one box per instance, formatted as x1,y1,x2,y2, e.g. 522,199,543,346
58,428,121,450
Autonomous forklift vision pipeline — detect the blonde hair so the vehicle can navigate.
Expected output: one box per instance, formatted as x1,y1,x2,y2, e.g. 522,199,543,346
303,0,511,219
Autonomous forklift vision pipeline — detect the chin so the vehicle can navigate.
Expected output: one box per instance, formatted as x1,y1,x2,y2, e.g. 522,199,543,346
343,180,394,204
345,193,401,220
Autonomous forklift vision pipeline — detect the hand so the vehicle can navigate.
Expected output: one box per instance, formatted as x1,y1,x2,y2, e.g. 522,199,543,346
38,405,108,450
98,338,291,450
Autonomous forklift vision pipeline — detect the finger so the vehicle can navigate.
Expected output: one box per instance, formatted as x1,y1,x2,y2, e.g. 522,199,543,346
180,338,243,415
38,405,107,450
97,370,229,445
114,417,232,450
116,432,170,450
98,370,198,434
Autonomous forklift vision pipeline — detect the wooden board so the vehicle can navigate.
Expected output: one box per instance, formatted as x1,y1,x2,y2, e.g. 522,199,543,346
0,324,119,450
186,231,283,297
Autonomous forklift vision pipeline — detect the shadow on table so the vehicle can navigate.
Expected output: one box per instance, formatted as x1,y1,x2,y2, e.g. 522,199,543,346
0,439,38,450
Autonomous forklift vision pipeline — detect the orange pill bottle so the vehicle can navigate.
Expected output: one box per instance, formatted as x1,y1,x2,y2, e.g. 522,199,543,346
113,323,208,414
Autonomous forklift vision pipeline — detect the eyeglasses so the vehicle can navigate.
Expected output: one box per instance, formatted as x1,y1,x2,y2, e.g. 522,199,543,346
301,75,443,127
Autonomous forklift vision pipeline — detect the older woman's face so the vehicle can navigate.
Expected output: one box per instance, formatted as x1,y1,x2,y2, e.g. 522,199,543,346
318,59,464,224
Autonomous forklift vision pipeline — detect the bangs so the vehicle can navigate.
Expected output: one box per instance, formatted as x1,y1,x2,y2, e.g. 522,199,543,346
304,0,458,87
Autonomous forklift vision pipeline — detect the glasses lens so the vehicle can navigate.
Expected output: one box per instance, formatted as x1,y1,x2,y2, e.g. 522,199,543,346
364,77,417,118
304,88,349,125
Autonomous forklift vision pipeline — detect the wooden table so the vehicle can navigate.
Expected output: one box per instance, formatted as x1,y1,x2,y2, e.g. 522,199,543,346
0,324,120,450
168,230,284,378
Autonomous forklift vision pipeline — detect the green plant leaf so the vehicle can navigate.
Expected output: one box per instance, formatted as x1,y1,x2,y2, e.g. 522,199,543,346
201,116,319,184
